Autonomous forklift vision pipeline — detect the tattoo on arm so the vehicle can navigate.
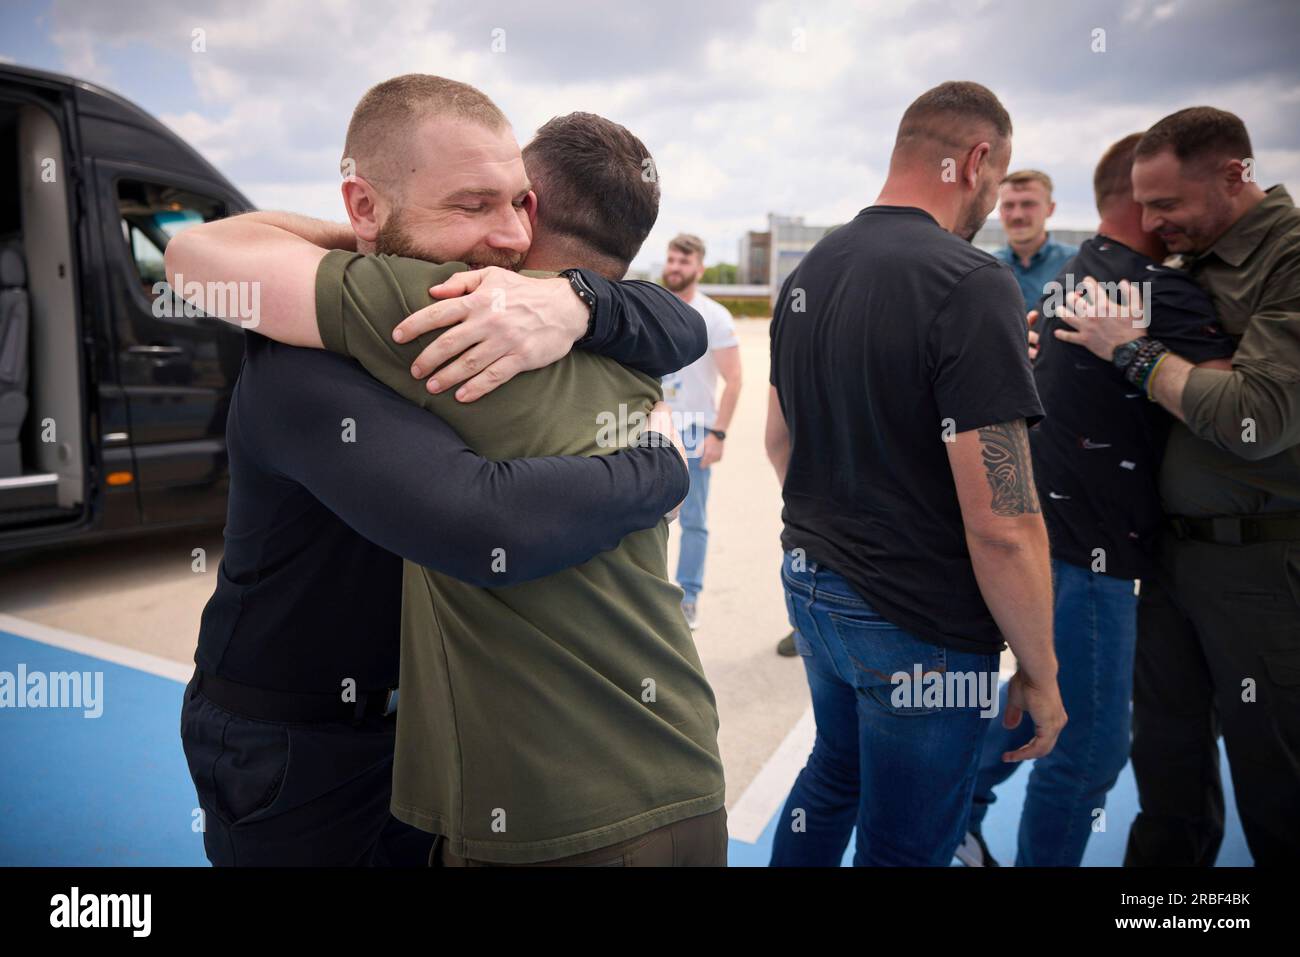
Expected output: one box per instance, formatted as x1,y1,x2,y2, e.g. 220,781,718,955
977,420,1041,517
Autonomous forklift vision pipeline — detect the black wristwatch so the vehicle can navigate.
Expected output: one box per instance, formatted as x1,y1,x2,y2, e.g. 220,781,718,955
705,428,727,441
560,268,598,342
1111,339,1144,374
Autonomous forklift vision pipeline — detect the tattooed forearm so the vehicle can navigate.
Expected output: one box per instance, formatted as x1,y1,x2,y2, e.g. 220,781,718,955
977,420,1041,517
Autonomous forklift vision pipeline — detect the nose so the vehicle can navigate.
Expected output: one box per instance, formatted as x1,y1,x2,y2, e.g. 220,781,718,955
1141,206,1162,234
487,204,531,255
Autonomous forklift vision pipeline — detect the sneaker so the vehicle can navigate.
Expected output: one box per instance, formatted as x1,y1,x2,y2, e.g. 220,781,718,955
681,599,699,630
776,630,798,657
954,830,1000,867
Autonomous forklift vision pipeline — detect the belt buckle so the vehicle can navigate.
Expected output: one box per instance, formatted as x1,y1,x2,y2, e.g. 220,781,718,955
1211,516,1243,546
354,687,399,721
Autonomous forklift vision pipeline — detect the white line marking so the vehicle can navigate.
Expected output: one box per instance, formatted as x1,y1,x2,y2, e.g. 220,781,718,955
0,613,193,683
731,664,1014,844
728,705,816,843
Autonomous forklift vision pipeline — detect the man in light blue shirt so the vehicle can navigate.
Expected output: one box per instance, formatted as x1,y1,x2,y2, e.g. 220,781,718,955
994,169,1076,307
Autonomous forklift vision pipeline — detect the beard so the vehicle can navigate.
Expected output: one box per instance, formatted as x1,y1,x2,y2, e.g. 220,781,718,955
955,178,1001,242
1181,189,1235,254
661,271,693,292
955,203,989,242
376,209,524,271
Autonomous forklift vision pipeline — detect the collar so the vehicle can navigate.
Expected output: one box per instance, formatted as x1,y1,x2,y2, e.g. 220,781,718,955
1001,233,1061,269
1196,184,1293,269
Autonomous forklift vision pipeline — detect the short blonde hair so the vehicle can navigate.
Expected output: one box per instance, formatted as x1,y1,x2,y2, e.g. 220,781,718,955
1000,169,1054,196
342,74,508,191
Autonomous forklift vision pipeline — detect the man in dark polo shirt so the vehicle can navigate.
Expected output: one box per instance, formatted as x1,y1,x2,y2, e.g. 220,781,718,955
764,81,1064,867
173,107,727,866
961,134,1235,867
168,77,706,866
1056,107,1300,865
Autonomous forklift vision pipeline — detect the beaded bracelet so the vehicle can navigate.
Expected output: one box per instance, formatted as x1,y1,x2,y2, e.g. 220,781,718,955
1123,338,1169,394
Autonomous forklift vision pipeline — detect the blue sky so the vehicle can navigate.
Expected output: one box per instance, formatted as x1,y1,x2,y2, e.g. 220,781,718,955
3,0,1298,273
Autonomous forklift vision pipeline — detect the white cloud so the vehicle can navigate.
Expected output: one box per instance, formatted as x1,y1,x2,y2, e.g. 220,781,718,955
38,0,1300,270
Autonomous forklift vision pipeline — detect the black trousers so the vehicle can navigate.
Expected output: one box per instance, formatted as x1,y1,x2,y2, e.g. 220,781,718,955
180,675,432,866
1126,534,1300,866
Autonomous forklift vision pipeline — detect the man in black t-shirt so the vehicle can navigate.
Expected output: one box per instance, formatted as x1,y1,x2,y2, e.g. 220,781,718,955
765,82,1064,867
960,135,1235,867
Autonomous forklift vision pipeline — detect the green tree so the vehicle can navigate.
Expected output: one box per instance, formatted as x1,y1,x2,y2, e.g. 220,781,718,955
701,263,738,284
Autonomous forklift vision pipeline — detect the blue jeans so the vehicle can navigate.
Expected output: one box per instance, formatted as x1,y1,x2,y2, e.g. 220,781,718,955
966,558,1138,866
770,550,1000,866
674,427,711,602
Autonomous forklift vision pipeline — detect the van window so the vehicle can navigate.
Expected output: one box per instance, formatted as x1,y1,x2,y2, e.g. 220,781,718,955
116,181,223,295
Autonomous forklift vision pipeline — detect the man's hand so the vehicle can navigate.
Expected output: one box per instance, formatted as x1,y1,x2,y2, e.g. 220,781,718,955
647,401,687,523
1053,275,1147,361
1027,309,1040,362
1000,667,1067,762
698,432,725,468
390,266,589,402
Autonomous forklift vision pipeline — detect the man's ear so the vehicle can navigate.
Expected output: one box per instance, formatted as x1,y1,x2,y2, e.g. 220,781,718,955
966,142,991,189
524,189,538,229
1222,157,1249,197
341,176,383,244
1046,199,1057,218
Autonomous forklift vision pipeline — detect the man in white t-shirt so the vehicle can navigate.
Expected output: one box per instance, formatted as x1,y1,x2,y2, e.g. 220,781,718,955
660,234,743,629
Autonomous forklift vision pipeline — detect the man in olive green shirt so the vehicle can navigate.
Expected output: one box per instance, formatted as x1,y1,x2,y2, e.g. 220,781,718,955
1055,107,1300,865
319,114,727,863
194,108,725,864
313,247,725,863
168,76,726,863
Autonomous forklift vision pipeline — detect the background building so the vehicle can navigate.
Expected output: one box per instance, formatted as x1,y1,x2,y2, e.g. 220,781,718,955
736,213,841,307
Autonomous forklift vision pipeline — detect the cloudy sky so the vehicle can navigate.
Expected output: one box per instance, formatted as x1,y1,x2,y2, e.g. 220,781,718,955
3,0,1298,274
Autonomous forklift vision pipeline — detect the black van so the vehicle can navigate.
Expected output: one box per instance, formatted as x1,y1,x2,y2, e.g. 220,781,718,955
0,63,251,553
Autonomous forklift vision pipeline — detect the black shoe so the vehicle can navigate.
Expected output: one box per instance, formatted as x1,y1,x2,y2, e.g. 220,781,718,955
776,630,798,657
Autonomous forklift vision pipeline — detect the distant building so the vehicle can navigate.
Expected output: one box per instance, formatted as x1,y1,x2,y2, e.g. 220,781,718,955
738,230,771,284
725,214,1092,312
737,213,840,306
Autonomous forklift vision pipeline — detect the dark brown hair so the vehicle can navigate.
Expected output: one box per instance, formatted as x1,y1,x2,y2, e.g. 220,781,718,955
896,81,1012,152
669,233,706,261
523,112,660,271
1135,107,1253,172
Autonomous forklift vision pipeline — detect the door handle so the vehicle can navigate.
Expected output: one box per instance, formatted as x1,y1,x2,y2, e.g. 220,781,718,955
128,345,186,356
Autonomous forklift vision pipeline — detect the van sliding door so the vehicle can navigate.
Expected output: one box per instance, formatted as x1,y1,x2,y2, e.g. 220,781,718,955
93,161,243,526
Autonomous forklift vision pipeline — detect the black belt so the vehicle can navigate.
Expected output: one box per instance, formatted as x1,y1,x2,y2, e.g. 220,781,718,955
194,671,398,724
1168,513,1300,546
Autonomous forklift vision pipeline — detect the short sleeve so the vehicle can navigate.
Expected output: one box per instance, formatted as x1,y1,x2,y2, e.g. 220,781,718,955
929,262,1044,432
769,272,798,386
314,251,467,407
706,300,739,351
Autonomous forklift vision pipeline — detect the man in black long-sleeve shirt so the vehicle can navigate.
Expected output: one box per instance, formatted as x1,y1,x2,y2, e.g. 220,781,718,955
177,78,706,866
183,327,694,867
